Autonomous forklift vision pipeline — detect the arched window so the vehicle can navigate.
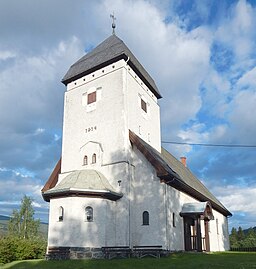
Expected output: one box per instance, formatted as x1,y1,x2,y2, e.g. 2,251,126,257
83,155,88,165
92,153,96,164
142,211,149,225
85,206,93,222
59,206,64,221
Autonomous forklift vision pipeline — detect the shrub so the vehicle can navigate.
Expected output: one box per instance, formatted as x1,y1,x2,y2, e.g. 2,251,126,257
0,236,47,264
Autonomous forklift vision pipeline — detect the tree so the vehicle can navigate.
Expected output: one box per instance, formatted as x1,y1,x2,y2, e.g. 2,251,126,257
241,228,256,248
8,195,40,239
230,226,256,248
237,226,245,242
229,227,239,248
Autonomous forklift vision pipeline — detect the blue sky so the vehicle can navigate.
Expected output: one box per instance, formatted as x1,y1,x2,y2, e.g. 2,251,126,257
0,0,256,230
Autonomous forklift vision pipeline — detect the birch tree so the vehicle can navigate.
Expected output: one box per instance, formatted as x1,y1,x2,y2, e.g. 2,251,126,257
8,195,40,239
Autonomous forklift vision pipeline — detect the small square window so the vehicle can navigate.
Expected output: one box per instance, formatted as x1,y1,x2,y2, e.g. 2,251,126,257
88,92,96,104
141,99,147,113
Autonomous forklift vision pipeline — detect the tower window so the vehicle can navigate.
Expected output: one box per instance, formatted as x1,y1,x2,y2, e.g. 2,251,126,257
92,153,96,164
85,206,93,222
142,211,149,225
141,99,147,113
87,92,96,104
59,206,64,222
83,155,88,165
173,212,176,227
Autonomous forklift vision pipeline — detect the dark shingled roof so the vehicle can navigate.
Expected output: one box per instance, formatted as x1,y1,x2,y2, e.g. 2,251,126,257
129,130,232,217
62,35,162,99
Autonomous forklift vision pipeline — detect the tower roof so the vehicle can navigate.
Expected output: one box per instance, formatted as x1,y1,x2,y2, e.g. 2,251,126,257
42,169,122,202
62,35,162,99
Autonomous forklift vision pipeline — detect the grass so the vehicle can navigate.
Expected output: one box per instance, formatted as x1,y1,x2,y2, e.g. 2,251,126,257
1,252,256,269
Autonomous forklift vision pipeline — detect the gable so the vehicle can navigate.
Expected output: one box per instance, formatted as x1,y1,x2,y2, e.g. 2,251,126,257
41,158,61,193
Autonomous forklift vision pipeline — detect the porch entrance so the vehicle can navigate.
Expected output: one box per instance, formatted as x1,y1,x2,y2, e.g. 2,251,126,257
180,201,214,252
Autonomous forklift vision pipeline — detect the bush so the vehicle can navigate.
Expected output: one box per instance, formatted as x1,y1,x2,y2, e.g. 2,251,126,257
0,236,47,264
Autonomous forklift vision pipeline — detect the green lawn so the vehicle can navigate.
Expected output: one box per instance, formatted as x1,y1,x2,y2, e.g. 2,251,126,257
1,252,256,269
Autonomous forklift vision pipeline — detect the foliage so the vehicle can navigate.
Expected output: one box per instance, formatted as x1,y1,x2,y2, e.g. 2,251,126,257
0,196,46,264
230,226,256,248
8,196,40,239
0,236,47,264
1,252,256,269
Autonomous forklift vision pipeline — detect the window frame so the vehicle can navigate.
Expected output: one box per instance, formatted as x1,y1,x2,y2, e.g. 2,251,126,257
87,91,96,105
142,211,149,226
92,153,96,164
85,206,93,222
141,98,147,113
59,206,64,222
83,155,88,165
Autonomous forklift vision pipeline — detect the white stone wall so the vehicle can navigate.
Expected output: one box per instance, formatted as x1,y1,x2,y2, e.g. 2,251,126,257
208,210,230,251
130,147,166,247
61,60,127,174
129,145,230,251
125,65,161,152
48,197,109,247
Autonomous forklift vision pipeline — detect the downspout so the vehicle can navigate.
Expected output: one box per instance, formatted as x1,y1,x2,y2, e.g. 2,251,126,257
164,182,168,250
101,160,134,248
125,56,132,248
163,177,175,250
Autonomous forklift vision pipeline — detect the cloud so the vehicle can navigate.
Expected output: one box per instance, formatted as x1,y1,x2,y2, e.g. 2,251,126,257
212,184,256,229
0,37,83,172
0,51,16,61
216,0,256,61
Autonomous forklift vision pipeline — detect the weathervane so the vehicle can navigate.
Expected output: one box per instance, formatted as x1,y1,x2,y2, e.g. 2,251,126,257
110,12,116,35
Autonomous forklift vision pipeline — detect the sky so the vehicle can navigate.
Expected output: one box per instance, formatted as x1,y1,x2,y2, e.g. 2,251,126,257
0,0,256,230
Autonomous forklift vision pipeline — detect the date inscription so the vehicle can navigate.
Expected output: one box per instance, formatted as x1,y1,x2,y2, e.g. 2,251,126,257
85,126,97,133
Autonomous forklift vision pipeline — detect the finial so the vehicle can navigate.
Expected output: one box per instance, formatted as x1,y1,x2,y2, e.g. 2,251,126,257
110,12,116,35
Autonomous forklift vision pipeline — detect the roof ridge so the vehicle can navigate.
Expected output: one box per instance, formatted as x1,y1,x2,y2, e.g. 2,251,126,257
74,35,124,66
61,35,162,98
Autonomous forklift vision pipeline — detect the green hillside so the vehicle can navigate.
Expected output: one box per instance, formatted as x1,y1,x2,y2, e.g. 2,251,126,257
0,215,48,238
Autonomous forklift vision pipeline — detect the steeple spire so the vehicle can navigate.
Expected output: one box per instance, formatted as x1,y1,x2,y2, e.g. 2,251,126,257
110,12,116,35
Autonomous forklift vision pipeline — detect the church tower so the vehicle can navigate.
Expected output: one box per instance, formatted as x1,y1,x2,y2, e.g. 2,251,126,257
42,32,163,258
60,34,162,175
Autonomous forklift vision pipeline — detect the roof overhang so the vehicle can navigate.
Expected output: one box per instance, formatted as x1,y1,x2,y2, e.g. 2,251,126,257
42,188,122,202
42,169,123,202
180,201,214,220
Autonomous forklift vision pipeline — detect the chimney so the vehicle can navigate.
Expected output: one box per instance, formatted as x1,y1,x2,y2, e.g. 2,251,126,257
180,157,187,167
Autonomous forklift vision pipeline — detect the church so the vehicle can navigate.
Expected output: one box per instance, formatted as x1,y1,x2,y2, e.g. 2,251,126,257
42,27,231,259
